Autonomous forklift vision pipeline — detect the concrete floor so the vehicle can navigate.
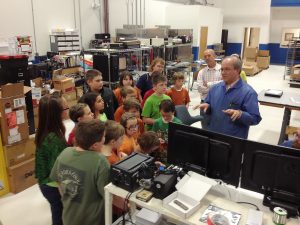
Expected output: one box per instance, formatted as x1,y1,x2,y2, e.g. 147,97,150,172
1,65,300,225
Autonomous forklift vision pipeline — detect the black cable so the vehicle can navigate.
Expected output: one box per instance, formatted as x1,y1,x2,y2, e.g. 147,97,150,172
236,201,260,211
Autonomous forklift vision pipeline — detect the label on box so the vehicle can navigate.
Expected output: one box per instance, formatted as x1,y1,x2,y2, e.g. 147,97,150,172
8,133,21,145
14,98,26,108
16,110,25,124
6,111,17,128
4,107,12,114
9,127,19,136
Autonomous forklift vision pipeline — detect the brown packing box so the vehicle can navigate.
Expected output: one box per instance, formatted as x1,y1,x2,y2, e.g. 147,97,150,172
4,136,35,167
257,56,270,69
244,58,256,62
53,66,81,77
53,77,75,93
32,77,43,88
242,62,259,76
62,90,77,102
291,64,300,80
258,50,270,57
8,157,37,193
244,47,258,59
0,83,30,146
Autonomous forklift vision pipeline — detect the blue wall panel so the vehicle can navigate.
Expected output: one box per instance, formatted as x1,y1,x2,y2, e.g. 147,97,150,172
269,43,287,65
192,46,199,61
226,43,242,56
271,0,300,7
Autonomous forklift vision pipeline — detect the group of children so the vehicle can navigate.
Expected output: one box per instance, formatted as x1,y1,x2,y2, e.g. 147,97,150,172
35,57,191,225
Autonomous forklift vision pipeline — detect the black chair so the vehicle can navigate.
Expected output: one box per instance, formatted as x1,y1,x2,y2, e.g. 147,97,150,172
175,105,203,125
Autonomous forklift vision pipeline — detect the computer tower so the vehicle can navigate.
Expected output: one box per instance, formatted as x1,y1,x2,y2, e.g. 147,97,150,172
93,54,119,82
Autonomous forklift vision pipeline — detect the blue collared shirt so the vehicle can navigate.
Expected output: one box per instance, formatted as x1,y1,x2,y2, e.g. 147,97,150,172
205,79,262,139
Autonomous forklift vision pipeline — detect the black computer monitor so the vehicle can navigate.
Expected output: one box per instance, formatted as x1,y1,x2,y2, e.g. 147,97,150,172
241,140,300,217
167,122,244,187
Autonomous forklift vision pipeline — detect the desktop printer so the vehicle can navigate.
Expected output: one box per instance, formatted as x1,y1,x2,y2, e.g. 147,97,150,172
111,152,154,192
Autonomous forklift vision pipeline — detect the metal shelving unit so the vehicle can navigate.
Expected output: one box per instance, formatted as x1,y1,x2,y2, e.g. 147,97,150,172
85,46,152,88
284,37,300,82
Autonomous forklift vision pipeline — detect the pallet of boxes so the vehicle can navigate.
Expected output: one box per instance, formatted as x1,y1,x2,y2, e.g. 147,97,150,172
0,83,37,194
242,47,260,76
243,47,270,76
256,50,270,70
52,67,83,107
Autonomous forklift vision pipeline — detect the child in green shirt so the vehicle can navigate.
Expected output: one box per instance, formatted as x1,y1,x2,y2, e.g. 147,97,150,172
142,73,171,130
50,120,110,225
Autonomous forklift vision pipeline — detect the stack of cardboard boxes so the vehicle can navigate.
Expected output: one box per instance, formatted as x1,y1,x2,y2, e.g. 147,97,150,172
257,50,270,70
242,47,270,76
290,65,300,81
0,83,37,193
52,67,80,107
242,47,260,76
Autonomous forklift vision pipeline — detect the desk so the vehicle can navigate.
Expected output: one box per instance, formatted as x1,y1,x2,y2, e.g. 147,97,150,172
105,183,298,225
258,90,300,144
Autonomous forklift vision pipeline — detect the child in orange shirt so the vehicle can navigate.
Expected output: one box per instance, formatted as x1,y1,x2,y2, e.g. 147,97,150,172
167,72,190,107
101,120,125,165
119,112,139,156
123,99,144,136
114,86,137,122
113,71,142,105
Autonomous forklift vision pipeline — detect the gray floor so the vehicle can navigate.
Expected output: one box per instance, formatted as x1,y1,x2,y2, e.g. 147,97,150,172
0,65,300,225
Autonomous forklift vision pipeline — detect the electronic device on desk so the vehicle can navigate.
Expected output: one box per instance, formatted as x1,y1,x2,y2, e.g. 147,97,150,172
119,40,141,49
241,140,300,218
95,33,110,43
167,122,244,187
111,152,155,192
109,43,124,49
264,89,283,98
151,173,177,200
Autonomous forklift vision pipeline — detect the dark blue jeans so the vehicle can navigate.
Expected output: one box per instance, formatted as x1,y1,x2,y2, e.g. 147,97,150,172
39,184,63,225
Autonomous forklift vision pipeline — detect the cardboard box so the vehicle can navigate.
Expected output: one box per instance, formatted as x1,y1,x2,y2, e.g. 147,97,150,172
53,77,75,93
242,62,260,76
258,50,270,57
52,66,81,77
8,157,37,193
33,106,39,129
62,90,77,104
4,136,35,167
291,65,300,80
0,83,30,145
244,47,257,59
244,58,256,63
257,56,270,69
163,171,216,218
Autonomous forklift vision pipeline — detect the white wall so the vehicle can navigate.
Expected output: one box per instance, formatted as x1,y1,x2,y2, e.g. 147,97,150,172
109,0,171,38
221,0,271,44
0,0,102,55
270,7,300,43
165,5,223,46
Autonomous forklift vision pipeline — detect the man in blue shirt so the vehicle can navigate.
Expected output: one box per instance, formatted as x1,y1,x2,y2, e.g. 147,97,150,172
194,56,261,139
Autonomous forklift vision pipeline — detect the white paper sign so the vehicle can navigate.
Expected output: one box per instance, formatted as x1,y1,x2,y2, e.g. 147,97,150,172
16,110,25,124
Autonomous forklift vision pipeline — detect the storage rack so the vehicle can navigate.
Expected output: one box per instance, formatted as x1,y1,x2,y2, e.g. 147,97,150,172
284,37,300,87
85,46,152,88
50,34,80,53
